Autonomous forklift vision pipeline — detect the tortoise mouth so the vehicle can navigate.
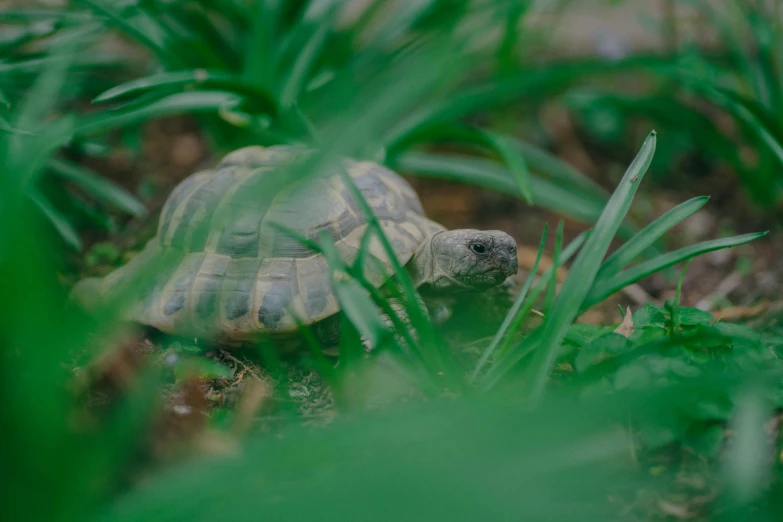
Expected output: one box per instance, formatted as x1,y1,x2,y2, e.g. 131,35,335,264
463,268,508,289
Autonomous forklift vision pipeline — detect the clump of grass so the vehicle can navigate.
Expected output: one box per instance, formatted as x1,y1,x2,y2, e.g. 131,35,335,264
46,0,670,237
0,18,145,250
567,0,783,212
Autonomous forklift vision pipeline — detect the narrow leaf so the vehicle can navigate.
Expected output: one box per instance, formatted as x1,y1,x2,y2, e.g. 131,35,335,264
47,157,146,217
76,91,244,135
280,22,331,108
396,152,620,229
93,70,277,115
483,130,534,204
596,196,709,279
584,231,768,309
523,131,657,402
479,230,590,391
29,192,82,250
77,0,174,66
471,223,548,382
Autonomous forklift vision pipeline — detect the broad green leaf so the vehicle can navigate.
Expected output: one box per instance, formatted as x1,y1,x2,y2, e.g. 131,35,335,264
574,333,629,373
676,308,714,327
631,303,667,328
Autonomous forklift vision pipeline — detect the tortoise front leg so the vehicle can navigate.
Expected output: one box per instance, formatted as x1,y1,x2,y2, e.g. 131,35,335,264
370,290,430,352
311,314,341,357
314,291,430,354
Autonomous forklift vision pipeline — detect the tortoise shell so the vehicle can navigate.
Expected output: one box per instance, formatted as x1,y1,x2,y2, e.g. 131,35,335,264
98,145,444,341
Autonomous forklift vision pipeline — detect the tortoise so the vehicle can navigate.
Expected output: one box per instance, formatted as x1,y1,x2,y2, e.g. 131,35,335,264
72,145,518,351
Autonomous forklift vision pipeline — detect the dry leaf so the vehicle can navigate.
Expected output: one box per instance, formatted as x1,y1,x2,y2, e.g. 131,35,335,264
711,303,766,323
657,499,695,520
614,306,635,338
517,246,569,282
232,376,273,436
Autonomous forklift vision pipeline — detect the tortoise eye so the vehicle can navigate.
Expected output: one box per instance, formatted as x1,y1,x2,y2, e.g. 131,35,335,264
470,242,488,255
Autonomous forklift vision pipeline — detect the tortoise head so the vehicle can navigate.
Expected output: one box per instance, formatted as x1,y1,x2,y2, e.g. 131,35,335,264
411,229,518,292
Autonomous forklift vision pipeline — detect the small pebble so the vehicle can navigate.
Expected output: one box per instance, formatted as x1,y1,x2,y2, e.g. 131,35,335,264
288,383,310,398
173,404,192,415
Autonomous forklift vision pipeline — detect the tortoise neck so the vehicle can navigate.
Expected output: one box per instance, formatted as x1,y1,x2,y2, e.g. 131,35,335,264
408,233,438,288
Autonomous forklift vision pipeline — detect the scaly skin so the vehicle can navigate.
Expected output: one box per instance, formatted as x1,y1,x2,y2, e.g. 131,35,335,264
358,229,518,352
408,229,518,292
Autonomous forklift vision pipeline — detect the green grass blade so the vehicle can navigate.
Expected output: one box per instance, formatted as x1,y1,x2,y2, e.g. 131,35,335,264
0,8,97,23
0,116,34,135
93,70,277,112
670,259,693,339
160,3,240,70
545,222,564,315
47,157,146,217
319,233,386,349
395,152,634,235
5,32,78,189
685,0,756,85
76,91,244,135
280,21,332,109
714,89,783,176
522,131,657,402
584,231,768,310
478,230,590,391
360,0,438,49
382,56,672,148
243,0,281,90
482,130,534,204
510,136,609,202
470,223,548,383
76,0,175,66
393,123,611,206
496,2,529,75
29,191,82,250
596,196,709,279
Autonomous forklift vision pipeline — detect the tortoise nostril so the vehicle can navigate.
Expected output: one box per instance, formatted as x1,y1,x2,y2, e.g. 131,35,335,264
506,252,518,275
